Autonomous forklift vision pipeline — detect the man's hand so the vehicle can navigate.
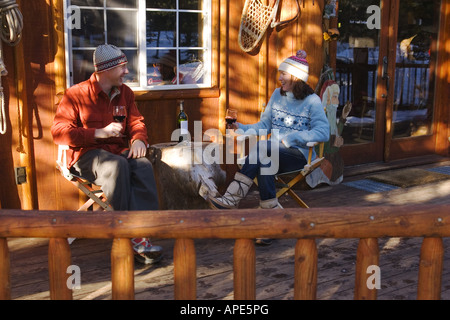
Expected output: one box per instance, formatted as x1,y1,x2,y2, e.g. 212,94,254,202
95,122,124,139
128,139,147,159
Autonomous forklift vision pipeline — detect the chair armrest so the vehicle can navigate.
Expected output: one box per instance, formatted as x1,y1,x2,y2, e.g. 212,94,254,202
56,144,73,180
306,142,319,164
306,142,319,147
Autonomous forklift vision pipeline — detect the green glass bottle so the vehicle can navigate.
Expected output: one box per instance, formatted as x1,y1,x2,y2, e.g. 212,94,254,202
177,100,188,142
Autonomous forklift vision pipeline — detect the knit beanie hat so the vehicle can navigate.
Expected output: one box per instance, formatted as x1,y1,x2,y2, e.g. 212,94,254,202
93,44,128,73
278,50,309,82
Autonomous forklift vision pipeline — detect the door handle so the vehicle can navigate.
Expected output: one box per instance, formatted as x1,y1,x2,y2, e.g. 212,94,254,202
382,56,390,92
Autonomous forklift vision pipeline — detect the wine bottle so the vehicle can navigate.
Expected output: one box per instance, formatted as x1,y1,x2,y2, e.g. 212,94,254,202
177,100,188,142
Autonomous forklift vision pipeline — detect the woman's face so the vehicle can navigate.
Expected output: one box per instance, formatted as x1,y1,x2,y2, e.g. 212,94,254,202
278,71,295,92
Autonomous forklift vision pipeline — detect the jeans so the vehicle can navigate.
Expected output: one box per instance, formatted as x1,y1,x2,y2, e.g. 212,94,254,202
71,148,159,210
239,140,307,200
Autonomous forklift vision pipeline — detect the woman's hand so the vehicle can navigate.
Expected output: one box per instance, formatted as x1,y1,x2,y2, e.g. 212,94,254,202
226,122,239,130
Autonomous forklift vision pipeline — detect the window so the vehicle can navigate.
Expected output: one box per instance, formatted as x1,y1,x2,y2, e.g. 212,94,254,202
65,0,212,90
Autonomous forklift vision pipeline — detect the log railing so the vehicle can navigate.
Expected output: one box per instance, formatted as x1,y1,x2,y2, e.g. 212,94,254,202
0,204,448,300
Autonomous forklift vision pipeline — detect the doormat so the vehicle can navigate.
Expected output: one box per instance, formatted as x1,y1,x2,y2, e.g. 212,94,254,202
367,167,450,188
343,179,399,193
426,166,450,176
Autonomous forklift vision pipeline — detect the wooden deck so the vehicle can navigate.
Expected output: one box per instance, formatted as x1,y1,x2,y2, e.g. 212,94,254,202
6,157,450,300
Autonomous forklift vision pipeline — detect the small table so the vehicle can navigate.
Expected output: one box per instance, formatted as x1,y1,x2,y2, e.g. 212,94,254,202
148,141,227,210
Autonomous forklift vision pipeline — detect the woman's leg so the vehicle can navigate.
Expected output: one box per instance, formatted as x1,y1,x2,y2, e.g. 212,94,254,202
241,140,307,201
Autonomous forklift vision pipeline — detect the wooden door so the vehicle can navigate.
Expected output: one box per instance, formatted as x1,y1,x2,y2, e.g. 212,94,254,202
385,0,442,161
335,0,442,166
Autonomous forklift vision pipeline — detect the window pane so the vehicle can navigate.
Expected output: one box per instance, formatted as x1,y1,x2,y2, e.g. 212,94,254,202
146,49,205,86
336,0,380,145
146,11,176,47
122,50,138,84
107,10,137,47
179,0,201,10
179,12,202,47
392,0,439,138
179,49,205,84
71,0,103,6
71,9,105,47
146,0,176,9
106,0,137,8
147,49,176,85
72,49,95,84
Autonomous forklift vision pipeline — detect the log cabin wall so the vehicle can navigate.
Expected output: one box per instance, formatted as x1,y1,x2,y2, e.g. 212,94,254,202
0,0,448,211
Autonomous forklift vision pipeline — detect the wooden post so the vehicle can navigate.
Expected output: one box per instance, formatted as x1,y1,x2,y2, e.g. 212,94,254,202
0,238,10,300
233,239,255,300
111,238,134,300
354,238,379,300
48,238,72,300
174,239,196,299
418,237,443,300
294,239,317,300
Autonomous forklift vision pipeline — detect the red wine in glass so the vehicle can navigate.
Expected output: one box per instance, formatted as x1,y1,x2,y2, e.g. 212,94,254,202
225,117,236,125
113,105,126,122
225,109,237,128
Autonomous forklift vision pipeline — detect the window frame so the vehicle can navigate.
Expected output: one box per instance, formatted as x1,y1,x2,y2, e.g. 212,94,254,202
63,0,215,93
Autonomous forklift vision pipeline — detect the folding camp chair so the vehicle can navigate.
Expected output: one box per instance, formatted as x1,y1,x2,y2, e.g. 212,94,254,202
56,144,113,212
273,141,324,208
56,144,113,244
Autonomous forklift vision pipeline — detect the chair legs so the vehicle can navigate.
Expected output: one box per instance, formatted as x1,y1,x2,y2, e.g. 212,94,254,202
276,176,309,208
73,177,113,211
253,174,309,208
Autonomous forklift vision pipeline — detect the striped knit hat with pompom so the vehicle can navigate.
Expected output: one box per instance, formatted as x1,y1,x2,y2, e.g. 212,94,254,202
93,44,128,73
278,50,309,82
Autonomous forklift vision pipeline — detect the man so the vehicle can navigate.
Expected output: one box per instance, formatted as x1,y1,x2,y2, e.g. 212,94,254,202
51,44,162,265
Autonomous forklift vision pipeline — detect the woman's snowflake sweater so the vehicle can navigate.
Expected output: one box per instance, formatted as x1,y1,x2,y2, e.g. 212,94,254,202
237,88,330,161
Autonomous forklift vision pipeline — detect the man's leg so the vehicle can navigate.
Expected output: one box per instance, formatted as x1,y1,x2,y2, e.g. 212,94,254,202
73,149,162,264
127,156,159,210
72,149,131,210
122,151,162,264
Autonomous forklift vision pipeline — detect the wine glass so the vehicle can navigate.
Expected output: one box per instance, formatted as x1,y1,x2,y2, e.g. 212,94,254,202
225,109,237,129
113,105,126,123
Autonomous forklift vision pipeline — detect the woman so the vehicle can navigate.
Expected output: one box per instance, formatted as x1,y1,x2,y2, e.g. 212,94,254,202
208,50,330,218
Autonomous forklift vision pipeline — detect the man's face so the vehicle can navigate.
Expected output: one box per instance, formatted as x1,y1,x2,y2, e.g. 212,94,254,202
103,63,129,86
